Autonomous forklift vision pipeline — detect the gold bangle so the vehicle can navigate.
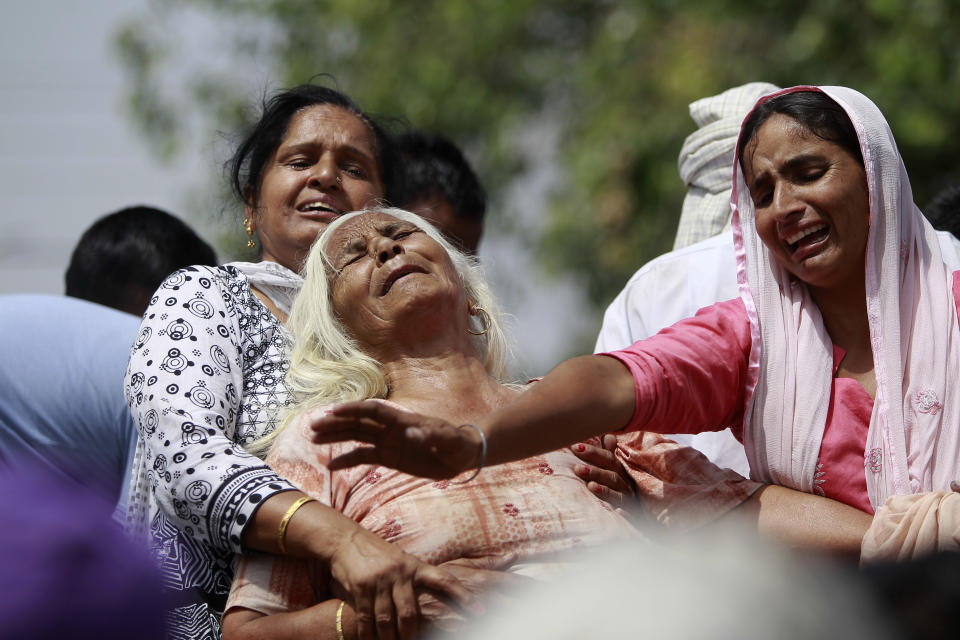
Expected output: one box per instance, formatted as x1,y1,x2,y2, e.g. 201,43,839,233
336,600,346,640
276,495,316,554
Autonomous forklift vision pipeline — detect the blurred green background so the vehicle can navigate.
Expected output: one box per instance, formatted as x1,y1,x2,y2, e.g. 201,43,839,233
115,0,960,359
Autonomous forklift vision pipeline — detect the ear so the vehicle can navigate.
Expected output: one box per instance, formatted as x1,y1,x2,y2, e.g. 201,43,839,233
244,203,258,232
466,296,478,314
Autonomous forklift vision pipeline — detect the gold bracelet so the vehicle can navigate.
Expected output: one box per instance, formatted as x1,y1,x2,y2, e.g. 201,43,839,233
336,600,346,640
276,495,316,554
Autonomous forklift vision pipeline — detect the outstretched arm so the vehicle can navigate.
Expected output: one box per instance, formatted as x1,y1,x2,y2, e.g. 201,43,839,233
312,301,750,479
311,354,635,478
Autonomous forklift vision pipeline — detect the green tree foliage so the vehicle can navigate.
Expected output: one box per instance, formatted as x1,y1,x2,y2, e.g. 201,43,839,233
116,0,960,307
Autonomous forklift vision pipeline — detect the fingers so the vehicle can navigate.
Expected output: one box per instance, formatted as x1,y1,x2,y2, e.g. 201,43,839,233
328,447,381,471
441,552,519,572
311,414,386,445
353,590,375,640
586,480,625,505
415,564,481,614
582,464,630,492
374,585,397,640
600,433,619,453
570,441,618,469
393,581,419,640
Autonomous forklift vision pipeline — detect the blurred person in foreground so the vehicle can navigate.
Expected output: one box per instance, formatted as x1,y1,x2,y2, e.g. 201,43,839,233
66,205,218,316
311,86,960,563
221,208,760,639
395,131,487,255
0,464,166,639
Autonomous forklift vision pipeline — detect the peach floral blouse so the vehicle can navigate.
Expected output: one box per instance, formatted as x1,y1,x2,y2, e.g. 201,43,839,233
227,400,759,617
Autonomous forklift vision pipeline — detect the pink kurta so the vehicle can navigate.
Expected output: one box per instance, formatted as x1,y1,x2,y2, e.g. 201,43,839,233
227,400,759,619
606,297,876,514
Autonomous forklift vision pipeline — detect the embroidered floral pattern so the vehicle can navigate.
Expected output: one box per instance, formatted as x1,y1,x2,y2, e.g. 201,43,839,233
538,461,554,475
502,503,520,518
382,518,402,538
866,448,883,474
915,389,943,415
813,462,826,496
432,480,451,490
365,470,382,485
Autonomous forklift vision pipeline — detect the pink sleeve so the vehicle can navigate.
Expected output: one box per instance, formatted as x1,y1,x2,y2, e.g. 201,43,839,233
601,298,751,436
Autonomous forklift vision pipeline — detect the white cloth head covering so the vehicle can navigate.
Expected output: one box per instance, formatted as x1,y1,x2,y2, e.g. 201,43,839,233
732,86,960,509
673,82,781,249
228,260,303,316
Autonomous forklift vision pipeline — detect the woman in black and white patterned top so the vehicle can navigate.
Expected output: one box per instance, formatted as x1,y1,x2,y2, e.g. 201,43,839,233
124,84,470,640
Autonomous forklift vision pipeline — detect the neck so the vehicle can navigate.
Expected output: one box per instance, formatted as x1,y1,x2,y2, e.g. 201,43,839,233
380,348,514,424
809,277,870,349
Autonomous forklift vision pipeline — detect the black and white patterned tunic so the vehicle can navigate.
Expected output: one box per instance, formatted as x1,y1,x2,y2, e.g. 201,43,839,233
124,263,301,640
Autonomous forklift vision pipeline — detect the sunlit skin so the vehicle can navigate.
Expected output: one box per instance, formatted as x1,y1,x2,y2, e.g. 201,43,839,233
743,113,870,299
247,104,385,272
327,213,476,365
743,113,875,397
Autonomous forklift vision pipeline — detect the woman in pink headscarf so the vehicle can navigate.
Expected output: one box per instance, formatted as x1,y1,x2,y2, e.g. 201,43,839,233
312,86,960,561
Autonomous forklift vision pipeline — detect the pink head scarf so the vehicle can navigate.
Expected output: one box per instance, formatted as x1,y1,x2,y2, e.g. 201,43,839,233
731,86,960,509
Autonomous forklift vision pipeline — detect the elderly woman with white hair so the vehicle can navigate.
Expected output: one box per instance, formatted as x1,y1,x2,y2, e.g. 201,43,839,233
221,208,758,639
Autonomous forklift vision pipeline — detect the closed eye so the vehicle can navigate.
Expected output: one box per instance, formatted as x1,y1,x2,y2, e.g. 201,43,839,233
286,156,313,170
342,163,368,178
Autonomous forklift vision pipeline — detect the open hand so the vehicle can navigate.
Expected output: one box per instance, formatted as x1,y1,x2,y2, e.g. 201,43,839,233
309,400,484,479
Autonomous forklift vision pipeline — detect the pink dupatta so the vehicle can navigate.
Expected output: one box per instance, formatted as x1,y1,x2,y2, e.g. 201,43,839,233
731,86,960,510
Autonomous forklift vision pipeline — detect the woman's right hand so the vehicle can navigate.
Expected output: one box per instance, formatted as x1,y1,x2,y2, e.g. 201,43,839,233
309,401,483,479
328,524,475,640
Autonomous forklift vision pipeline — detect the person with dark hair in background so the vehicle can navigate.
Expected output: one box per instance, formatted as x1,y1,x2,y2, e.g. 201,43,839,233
1,207,218,519
0,294,140,514
395,131,486,255
925,184,960,240
65,205,218,316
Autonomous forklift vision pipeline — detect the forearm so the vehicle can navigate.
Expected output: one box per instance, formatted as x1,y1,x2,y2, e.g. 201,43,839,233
223,601,356,640
480,355,636,466
244,492,363,561
732,485,872,559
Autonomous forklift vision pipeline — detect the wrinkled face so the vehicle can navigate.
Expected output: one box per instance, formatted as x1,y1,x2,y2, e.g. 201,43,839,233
743,113,870,292
325,213,466,347
249,104,385,272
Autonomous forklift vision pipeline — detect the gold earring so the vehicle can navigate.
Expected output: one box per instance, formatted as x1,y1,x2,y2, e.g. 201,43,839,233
467,306,491,336
244,218,256,249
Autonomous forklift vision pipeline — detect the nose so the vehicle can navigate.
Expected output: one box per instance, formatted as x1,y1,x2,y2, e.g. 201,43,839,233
769,182,803,222
371,235,404,266
309,154,340,191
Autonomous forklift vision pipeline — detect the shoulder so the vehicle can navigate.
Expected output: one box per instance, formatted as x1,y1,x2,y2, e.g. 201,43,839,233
597,232,738,349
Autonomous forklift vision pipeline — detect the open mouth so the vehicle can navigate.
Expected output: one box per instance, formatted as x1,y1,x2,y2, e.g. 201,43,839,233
784,223,829,255
297,200,342,219
380,264,428,296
